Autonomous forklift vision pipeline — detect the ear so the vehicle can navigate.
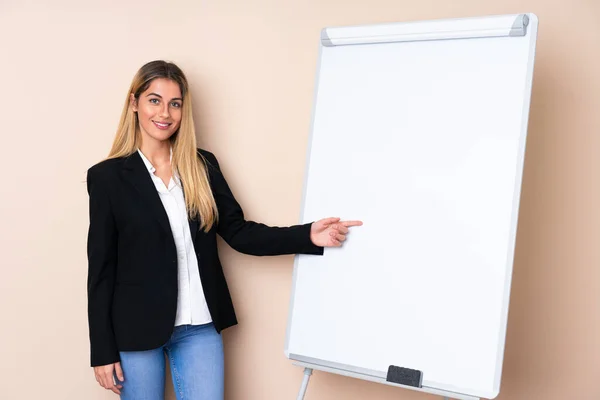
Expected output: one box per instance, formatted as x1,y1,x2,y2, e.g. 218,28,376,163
130,93,138,112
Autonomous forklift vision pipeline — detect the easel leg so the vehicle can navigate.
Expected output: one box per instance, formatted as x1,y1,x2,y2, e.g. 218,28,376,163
296,368,313,400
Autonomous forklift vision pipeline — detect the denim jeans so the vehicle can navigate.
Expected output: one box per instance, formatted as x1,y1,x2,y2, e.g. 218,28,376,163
116,323,224,400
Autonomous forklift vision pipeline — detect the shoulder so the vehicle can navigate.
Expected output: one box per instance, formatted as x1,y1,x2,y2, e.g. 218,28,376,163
87,156,126,182
196,148,221,170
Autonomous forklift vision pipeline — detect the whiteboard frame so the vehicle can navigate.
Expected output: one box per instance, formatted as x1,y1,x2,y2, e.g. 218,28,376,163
285,12,539,400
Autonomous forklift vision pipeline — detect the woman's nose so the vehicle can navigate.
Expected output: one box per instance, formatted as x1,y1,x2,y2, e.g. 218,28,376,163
159,103,170,118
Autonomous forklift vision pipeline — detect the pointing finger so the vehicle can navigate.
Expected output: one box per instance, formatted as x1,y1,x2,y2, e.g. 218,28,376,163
341,220,363,228
322,217,340,227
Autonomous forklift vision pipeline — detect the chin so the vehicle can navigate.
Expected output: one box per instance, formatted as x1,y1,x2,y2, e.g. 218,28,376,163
149,130,177,142
159,131,177,140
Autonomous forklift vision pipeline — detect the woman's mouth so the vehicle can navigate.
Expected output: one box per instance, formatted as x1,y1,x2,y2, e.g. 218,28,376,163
153,121,171,130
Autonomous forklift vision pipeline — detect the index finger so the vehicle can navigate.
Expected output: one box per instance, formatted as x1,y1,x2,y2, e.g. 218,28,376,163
321,217,341,225
341,220,363,227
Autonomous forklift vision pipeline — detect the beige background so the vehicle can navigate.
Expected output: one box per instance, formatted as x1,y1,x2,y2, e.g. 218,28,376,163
1,0,599,399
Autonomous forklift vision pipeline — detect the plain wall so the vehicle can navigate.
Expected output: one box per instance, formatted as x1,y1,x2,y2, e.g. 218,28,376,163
1,0,599,399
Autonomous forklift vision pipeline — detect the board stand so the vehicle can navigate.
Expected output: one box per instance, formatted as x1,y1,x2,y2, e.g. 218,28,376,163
292,358,480,400
296,368,312,400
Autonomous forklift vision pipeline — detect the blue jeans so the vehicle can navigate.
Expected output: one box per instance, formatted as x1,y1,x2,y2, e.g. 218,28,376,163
116,323,224,400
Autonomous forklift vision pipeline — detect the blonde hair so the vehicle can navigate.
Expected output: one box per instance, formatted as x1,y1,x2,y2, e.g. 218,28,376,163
108,60,218,232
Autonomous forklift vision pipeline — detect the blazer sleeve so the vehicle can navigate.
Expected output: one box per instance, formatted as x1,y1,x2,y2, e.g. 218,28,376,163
201,150,324,257
86,167,120,367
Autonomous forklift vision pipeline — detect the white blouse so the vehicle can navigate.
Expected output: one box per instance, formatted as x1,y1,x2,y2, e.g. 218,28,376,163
137,149,212,326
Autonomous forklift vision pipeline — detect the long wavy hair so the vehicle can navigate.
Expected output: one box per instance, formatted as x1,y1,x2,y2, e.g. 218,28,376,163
107,60,218,231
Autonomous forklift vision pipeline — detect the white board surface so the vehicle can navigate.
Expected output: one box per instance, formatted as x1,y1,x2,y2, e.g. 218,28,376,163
285,14,538,400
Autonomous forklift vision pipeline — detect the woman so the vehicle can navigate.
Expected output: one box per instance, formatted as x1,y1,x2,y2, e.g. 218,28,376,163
86,60,361,400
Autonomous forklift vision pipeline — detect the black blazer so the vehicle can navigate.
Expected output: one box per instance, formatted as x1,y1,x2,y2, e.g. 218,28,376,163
86,148,323,367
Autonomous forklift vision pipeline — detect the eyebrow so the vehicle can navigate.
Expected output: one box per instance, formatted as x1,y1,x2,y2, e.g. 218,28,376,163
146,92,183,101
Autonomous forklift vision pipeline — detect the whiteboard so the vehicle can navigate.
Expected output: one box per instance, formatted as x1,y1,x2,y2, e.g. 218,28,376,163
285,14,538,400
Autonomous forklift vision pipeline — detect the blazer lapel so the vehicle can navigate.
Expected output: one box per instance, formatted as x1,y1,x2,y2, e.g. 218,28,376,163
180,179,199,242
121,151,173,236
188,217,198,242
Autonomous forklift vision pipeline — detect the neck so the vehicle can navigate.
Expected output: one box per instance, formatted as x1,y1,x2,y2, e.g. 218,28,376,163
139,136,171,167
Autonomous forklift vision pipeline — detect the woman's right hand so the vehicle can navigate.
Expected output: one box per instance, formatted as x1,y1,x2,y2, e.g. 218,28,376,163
94,362,124,395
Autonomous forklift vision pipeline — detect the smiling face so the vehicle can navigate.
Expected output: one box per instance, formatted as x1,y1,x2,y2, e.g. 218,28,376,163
131,78,183,145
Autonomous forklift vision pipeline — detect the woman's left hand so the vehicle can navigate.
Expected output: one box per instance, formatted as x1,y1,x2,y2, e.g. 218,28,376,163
310,217,363,247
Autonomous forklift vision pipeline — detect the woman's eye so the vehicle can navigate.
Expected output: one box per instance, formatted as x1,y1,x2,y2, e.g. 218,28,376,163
171,102,182,108
150,98,159,104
